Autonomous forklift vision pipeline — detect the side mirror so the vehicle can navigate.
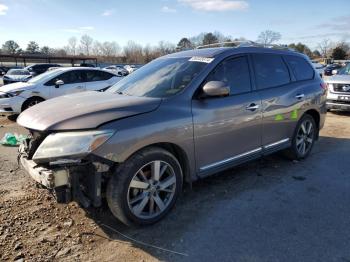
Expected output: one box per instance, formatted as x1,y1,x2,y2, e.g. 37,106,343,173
332,69,338,75
202,81,230,97
55,79,64,88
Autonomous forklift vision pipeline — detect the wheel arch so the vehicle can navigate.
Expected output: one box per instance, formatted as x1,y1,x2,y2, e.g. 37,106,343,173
303,109,320,138
21,96,45,112
128,142,192,185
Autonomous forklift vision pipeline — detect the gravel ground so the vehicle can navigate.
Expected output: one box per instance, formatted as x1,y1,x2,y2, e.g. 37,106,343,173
0,111,349,262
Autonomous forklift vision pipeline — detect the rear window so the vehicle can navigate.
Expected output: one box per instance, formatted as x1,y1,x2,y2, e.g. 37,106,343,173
252,54,290,90
285,56,314,81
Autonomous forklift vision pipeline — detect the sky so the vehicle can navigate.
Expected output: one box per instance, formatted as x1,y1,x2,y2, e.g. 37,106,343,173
0,0,349,50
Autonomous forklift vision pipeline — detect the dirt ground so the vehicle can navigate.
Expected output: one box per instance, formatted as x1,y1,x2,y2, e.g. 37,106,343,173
0,111,350,262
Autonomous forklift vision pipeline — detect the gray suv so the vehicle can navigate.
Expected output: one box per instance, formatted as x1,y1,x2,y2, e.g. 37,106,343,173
17,46,327,226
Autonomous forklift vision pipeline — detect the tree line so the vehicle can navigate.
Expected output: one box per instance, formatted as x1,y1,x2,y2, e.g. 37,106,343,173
1,30,349,63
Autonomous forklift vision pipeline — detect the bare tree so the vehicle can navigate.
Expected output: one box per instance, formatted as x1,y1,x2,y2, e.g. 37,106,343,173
257,30,281,46
92,41,103,56
79,34,94,56
68,37,77,55
317,39,332,58
124,41,143,63
101,41,120,57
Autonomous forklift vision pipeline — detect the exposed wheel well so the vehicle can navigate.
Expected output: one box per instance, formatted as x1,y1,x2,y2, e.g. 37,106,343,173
134,143,191,184
21,96,45,112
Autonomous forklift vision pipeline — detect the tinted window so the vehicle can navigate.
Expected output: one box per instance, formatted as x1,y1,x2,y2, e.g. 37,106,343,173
205,56,251,95
253,54,290,89
85,70,113,82
285,56,314,81
46,70,84,85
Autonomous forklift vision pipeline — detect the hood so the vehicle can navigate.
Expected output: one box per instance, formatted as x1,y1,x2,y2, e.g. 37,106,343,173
0,82,36,93
325,75,350,84
17,91,162,131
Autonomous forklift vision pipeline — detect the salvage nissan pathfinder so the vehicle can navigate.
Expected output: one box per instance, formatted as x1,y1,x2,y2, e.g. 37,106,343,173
17,45,327,226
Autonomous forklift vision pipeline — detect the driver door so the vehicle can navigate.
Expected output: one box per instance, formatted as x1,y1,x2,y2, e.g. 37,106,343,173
47,70,86,98
192,55,262,176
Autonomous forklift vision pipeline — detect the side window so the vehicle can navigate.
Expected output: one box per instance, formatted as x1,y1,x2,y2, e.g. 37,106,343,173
46,71,83,85
284,55,314,81
99,71,114,80
85,70,104,82
205,56,252,95
252,54,290,89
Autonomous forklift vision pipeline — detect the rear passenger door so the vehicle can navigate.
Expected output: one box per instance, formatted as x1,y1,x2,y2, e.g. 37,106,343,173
251,53,310,150
83,70,118,91
192,55,262,175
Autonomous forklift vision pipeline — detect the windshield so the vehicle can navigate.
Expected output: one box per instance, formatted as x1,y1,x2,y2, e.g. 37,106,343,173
338,64,350,75
7,69,30,75
27,69,64,83
108,57,208,98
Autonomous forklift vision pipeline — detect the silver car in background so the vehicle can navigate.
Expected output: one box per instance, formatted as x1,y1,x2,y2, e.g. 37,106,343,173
325,63,350,111
17,46,327,226
3,69,32,85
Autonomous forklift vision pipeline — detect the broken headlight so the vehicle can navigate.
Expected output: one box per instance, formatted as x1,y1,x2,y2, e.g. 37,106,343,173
32,130,114,161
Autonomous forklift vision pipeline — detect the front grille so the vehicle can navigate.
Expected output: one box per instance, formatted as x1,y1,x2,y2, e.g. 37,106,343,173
27,130,48,159
333,83,350,93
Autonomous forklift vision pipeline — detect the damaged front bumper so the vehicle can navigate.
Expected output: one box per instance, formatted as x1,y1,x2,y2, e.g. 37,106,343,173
20,156,69,189
19,143,111,208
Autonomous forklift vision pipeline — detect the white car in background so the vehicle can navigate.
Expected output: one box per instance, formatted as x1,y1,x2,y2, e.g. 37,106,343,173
0,67,121,114
311,61,325,77
124,64,137,73
103,65,129,76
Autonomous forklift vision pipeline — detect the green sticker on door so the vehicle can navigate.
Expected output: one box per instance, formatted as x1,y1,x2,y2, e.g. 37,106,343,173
274,114,284,121
290,109,298,120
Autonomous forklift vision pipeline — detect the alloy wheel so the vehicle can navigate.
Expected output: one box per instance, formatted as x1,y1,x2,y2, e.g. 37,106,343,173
296,119,314,156
127,160,177,219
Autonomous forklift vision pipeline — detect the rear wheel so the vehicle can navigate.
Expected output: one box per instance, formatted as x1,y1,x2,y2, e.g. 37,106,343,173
286,114,317,160
22,97,44,111
107,147,183,226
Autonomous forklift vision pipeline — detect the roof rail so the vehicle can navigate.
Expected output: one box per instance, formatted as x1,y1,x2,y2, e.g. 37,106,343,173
196,41,295,51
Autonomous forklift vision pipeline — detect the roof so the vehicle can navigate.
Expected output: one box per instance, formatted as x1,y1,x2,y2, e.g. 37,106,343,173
167,46,302,59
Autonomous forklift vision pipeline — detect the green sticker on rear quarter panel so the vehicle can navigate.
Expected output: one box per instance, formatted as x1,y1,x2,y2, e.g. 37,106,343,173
290,109,298,120
275,114,284,121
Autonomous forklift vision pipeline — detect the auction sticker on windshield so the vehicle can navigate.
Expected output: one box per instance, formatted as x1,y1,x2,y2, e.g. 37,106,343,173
189,56,214,63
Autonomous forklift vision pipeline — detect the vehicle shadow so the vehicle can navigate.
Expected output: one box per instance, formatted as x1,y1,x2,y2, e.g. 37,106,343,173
84,135,350,261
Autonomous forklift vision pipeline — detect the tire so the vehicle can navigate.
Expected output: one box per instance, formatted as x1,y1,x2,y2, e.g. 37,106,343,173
285,114,317,160
107,147,183,226
22,97,44,112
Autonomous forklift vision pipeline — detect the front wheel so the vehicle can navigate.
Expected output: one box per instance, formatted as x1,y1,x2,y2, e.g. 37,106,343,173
22,97,45,111
107,147,183,226
286,114,317,160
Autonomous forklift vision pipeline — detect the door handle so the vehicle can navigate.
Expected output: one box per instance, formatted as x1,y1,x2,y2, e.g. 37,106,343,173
295,94,305,99
76,86,84,89
246,103,259,111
